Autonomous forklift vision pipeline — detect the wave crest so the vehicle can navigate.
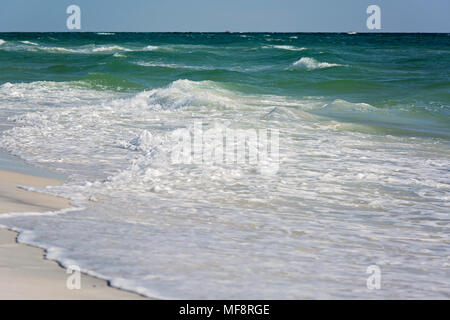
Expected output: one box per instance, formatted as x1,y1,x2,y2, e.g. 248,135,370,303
292,57,342,70
143,45,159,51
92,45,132,53
21,40,38,46
263,45,306,51
119,79,237,111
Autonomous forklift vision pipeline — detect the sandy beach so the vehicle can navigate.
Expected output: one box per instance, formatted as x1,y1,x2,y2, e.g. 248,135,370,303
0,169,144,299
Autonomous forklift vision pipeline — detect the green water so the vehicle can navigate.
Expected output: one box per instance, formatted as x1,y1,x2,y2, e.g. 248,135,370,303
1,32,449,138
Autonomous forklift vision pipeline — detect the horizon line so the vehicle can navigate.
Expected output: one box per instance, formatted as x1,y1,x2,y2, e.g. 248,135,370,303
1,31,449,34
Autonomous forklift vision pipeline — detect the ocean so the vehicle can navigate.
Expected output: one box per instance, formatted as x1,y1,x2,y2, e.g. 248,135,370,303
0,32,449,298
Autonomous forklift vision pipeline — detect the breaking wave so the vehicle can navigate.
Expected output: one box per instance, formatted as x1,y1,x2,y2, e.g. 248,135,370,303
263,45,306,51
291,57,342,70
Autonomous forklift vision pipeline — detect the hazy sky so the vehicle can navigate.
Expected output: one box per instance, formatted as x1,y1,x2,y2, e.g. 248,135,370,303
0,0,449,32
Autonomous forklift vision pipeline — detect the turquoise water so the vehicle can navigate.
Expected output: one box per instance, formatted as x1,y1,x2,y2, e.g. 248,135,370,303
1,33,449,138
0,33,449,298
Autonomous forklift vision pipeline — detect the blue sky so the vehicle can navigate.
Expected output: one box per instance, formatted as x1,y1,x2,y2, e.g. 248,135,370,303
0,0,449,32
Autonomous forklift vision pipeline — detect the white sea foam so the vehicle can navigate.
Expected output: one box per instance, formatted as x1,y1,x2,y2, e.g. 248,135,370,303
92,45,132,52
0,207,81,219
0,39,5,45
21,40,38,45
143,45,159,51
0,80,448,299
135,61,270,73
17,46,92,54
291,57,342,70
135,61,211,70
263,45,306,51
42,46,83,53
2,44,134,54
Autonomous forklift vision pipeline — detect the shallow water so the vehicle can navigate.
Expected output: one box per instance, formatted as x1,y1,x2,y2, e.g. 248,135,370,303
0,33,449,298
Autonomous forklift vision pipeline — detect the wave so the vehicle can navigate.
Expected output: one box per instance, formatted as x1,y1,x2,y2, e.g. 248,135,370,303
134,61,270,73
0,206,80,219
39,46,85,53
263,45,306,51
20,40,38,46
1,43,149,54
0,39,5,45
2,45,93,54
0,79,245,117
143,45,159,51
291,57,343,70
117,79,240,111
309,99,450,138
0,79,269,196
0,78,449,299
92,45,132,53
0,81,116,111
135,61,210,70
96,32,115,35
113,52,127,58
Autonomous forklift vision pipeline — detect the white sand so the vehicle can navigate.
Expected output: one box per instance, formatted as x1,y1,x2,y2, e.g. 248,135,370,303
0,170,145,299
0,170,70,213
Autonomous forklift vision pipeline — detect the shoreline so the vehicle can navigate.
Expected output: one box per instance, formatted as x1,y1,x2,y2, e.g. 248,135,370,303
0,160,146,299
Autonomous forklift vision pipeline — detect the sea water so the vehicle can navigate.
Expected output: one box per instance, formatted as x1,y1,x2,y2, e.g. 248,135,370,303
0,33,448,298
